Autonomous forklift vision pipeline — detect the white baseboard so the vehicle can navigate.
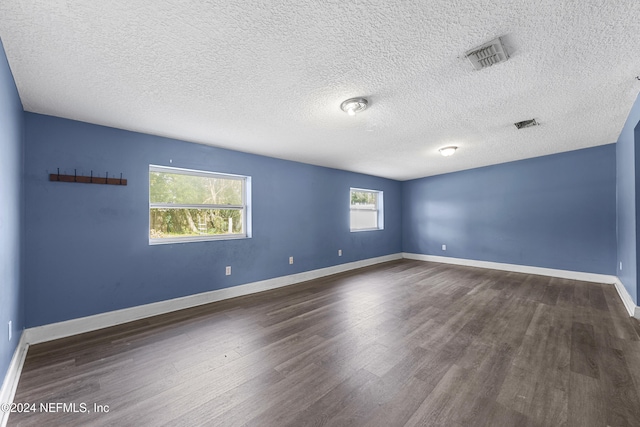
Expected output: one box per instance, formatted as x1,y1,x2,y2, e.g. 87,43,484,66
402,253,640,318
0,332,29,427
613,278,640,318
18,251,640,346
24,253,402,345
402,253,617,283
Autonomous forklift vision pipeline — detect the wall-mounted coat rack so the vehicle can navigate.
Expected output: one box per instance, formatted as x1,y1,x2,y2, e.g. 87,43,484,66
49,169,127,186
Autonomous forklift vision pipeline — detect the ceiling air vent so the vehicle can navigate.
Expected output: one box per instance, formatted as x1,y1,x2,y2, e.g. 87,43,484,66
514,119,538,129
466,37,509,70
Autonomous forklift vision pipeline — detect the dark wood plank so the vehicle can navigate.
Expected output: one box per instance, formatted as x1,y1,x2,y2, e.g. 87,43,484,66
282,368,379,427
568,372,605,427
540,280,561,306
597,346,640,425
570,322,600,379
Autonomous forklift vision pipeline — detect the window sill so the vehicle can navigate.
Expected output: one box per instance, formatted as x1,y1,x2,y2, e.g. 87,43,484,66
149,234,248,245
350,228,383,233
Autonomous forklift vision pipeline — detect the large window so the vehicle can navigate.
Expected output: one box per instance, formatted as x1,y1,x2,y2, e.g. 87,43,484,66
149,165,250,244
350,188,383,231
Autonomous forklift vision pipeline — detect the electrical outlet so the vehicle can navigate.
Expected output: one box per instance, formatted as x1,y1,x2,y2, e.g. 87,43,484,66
620,261,623,271
289,256,294,265
8,321,12,341
442,244,446,251
338,249,342,256
225,266,231,276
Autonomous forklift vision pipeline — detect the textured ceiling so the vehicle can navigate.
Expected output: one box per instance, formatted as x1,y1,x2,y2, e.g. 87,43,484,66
1,1,640,180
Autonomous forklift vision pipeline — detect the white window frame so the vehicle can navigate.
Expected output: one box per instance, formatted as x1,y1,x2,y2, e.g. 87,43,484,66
149,165,251,245
350,187,384,232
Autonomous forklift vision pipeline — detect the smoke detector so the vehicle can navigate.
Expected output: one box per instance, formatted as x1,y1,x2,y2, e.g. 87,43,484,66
466,37,509,70
514,119,539,129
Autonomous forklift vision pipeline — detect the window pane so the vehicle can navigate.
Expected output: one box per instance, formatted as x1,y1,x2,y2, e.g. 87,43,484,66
350,210,378,230
150,172,243,205
350,190,377,208
150,208,243,239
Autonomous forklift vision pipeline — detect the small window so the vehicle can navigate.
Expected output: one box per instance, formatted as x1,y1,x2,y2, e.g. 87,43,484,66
350,188,383,231
149,165,250,244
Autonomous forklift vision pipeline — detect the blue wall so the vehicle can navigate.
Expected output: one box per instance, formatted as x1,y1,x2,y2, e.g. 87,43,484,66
403,145,617,275
23,113,402,327
637,125,640,305
0,40,24,384
616,93,640,305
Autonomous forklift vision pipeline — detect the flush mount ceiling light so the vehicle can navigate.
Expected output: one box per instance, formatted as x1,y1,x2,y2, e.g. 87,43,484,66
340,97,368,116
439,146,458,157
466,37,509,70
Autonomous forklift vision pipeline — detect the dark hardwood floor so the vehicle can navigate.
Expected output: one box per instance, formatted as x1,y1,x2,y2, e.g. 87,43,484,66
8,260,640,426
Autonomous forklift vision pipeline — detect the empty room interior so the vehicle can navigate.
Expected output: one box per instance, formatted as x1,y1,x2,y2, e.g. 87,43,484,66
2,1,640,426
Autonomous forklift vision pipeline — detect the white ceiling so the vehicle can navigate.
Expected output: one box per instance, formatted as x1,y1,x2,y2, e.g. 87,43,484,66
1,1,640,180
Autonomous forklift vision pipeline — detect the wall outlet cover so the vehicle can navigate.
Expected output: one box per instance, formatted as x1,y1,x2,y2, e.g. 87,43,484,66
442,244,447,251
225,266,231,275
289,256,294,264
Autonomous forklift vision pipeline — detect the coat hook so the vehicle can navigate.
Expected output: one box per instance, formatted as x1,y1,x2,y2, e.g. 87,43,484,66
105,171,108,184
74,169,77,182
119,173,123,185
90,170,93,183
56,168,60,181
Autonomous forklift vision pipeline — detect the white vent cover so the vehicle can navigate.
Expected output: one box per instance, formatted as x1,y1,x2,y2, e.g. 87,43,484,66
466,37,509,70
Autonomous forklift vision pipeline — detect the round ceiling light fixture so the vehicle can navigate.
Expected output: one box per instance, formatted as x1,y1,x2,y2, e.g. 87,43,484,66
340,97,368,116
439,146,458,157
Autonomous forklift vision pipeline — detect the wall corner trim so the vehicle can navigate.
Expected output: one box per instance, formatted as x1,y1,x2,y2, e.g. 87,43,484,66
0,332,29,427
612,278,640,318
402,253,639,317
23,253,402,346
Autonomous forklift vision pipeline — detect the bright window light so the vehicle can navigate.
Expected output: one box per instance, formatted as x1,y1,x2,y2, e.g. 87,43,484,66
350,188,383,231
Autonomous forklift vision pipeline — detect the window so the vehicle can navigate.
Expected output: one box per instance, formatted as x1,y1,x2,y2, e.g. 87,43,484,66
149,165,250,244
350,188,383,231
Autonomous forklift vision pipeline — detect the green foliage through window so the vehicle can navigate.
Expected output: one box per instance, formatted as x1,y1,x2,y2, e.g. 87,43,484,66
350,190,378,206
149,166,248,242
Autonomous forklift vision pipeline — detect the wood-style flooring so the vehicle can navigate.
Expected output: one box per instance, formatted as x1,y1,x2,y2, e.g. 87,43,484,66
8,260,640,426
